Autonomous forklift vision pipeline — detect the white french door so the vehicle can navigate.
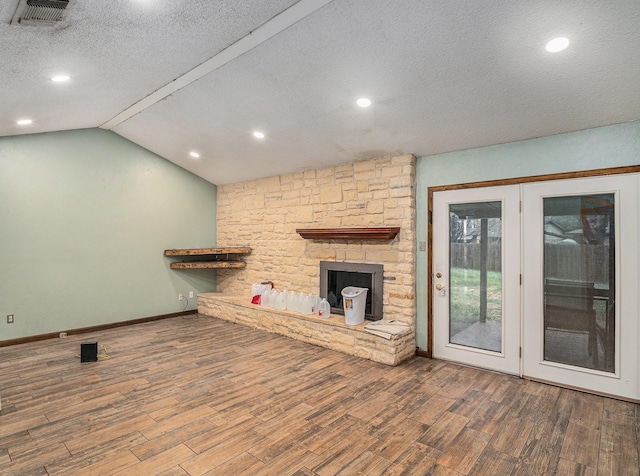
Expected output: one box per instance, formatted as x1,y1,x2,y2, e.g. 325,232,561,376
432,173,640,400
432,185,521,375
522,174,639,400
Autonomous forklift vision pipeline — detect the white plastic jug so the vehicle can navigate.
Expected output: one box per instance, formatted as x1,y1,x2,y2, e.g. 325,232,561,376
318,298,330,318
301,294,313,315
311,295,320,315
251,283,262,297
260,288,270,307
286,291,297,312
275,291,287,310
268,288,279,308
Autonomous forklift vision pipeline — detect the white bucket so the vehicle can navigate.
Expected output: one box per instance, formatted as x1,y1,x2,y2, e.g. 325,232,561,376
341,286,368,325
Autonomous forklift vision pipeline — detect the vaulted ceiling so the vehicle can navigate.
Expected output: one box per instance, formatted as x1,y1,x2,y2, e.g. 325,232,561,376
2,0,639,184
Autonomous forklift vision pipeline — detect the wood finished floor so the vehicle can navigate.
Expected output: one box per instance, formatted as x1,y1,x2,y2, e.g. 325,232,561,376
0,316,638,476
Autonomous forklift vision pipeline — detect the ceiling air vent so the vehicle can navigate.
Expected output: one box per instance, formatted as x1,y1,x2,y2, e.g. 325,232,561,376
11,0,75,26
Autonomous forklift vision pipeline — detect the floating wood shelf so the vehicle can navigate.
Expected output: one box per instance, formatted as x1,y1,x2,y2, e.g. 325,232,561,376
164,247,251,256
164,247,251,270
169,261,246,270
295,227,400,241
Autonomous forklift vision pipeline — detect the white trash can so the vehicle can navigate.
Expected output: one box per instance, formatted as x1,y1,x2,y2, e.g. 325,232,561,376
341,286,368,325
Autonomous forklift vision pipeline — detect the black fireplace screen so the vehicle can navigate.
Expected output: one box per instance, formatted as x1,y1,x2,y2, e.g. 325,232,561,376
319,261,383,320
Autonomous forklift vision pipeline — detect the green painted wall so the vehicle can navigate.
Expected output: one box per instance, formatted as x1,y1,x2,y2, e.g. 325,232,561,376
0,129,217,340
416,121,640,350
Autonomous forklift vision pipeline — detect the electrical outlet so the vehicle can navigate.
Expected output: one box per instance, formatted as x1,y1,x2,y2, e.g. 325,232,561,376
189,291,194,298
178,293,183,301
7,314,14,324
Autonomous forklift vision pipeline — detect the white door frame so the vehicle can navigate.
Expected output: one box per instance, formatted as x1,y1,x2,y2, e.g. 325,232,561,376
521,174,639,400
431,185,521,375
429,168,640,401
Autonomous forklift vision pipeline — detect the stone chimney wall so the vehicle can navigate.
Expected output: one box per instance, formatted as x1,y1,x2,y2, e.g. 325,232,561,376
215,153,416,326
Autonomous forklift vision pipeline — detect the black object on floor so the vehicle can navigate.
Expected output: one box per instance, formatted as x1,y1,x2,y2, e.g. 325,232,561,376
80,341,98,362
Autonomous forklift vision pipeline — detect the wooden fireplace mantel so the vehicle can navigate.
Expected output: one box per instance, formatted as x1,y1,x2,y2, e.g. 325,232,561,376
295,227,400,241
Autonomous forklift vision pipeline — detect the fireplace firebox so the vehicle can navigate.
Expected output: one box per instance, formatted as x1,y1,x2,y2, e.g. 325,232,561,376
319,261,383,321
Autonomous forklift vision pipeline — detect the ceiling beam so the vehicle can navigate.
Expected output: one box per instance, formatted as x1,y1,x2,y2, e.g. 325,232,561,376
100,0,333,130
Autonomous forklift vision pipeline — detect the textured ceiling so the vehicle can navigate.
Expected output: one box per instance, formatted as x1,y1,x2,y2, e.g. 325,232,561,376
1,0,639,184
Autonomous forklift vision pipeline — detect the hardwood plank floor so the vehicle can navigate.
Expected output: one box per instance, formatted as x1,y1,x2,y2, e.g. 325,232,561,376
1,315,638,475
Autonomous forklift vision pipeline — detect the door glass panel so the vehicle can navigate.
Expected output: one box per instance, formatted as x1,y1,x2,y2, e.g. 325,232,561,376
543,194,615,373
449,202,502,352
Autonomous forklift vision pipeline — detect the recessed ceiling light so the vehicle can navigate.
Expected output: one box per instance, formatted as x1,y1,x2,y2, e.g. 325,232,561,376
51,75,70,82
253,131,265,139
545,37,570,53
356,97,372,108
17,119,33,125
189,151,200,158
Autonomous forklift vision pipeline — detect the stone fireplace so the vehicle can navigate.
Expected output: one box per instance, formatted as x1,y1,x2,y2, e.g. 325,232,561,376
320,261,383,320
199,153,417,365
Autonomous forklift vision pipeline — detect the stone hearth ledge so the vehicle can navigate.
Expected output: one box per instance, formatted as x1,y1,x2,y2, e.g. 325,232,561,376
198,293,415,366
